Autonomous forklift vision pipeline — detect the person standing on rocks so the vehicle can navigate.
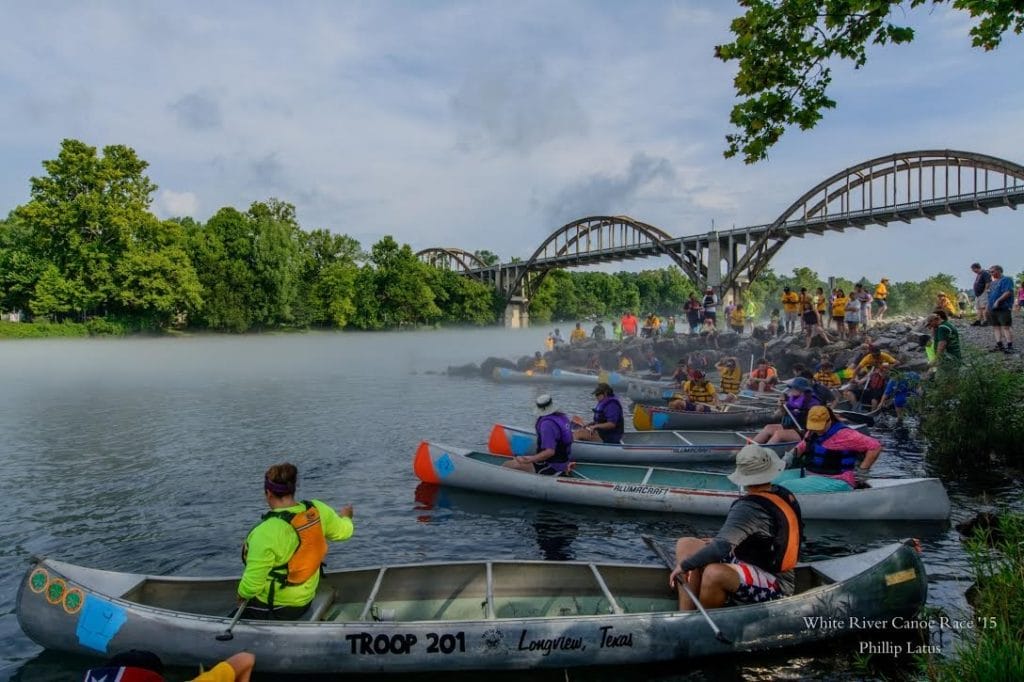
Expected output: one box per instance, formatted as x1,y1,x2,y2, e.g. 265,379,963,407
987,265,1015,354
781,287,800,334
927,310,962,366
970,262,991,326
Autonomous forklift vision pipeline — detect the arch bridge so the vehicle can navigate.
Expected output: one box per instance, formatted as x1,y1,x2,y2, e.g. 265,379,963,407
418,150,1024,327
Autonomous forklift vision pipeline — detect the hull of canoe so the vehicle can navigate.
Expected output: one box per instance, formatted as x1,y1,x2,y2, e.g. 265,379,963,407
414,442,951,521
17,544,926,673
488,423,796,464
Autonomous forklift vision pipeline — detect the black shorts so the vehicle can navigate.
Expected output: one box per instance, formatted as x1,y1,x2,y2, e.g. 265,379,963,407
730,324,743,334
703,312,717,322
991,308,1012,327
852,387,884,403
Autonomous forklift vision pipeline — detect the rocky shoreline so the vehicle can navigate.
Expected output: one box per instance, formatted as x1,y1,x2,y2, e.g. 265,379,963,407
450,315,947,379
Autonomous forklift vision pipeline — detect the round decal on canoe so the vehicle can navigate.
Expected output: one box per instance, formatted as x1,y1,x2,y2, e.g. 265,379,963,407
28,568,49,593
63,587,85,614
46,578,67,605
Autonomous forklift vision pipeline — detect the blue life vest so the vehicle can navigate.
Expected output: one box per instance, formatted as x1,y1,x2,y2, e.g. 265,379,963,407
806,422,859,475
593,396,625,444
535,413,573,464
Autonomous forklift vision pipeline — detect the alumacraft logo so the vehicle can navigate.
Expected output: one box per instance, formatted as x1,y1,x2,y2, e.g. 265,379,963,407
611,484,667,496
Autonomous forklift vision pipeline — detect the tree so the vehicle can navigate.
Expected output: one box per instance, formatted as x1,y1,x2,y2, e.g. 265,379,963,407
300,229,362,328
718,2,1023,162
352,236,441,329
116,219,203,327
473,249,500,266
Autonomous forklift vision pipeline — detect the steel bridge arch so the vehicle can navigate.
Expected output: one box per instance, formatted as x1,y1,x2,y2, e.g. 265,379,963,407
722,149,1024,290
507,216,698,299
415,247,489,275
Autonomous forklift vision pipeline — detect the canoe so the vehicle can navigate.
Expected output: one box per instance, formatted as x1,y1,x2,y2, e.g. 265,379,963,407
626,383,781,408
491,367,634,388
633,402,778,431
413,442,951,521
17,543,927,673
488,423,797,464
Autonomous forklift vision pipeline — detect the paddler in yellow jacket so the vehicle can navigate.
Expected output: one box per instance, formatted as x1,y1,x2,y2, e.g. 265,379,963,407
238,462,354,619
715,356,743,399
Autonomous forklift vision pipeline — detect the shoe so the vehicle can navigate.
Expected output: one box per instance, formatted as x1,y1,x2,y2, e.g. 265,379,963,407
970,320,981,326
989,344,1005,352
1004,346,1016,354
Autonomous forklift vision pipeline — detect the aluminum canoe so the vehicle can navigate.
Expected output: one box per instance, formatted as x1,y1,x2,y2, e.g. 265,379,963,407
413,442,951,521
491,367,634,388
17,543,926,673
632,402,778,431
488,423,797,464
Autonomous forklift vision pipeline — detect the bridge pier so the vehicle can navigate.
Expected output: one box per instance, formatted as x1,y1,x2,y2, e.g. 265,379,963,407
503,296,530,329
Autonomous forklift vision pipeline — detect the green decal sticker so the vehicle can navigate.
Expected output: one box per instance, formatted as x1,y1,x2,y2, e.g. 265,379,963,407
64,589,84,614
29,570,48,593
46,579,66,605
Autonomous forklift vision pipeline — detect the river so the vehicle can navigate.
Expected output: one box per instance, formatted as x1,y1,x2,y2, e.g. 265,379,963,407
0,329,1016,681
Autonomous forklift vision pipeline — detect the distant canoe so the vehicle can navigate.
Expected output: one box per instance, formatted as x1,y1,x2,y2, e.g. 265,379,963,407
488,423,796,465
491,367,638,389
632,402,778,431
413,442,951,521
16,543,926,672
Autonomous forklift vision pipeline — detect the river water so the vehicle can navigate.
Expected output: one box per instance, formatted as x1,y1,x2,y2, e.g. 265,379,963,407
0,329,1017,681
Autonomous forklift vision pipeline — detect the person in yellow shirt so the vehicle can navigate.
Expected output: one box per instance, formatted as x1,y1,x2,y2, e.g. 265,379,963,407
936,292,960,318
715,357,743,398
873,279,889,321
530,351,549,374
830,289,848,339
668,370,718,412
238,463,354,620
855,345,898,375
569,322,587,344
813,359,841,388
617,352,633,372
728,305,745,334
781,286,800,334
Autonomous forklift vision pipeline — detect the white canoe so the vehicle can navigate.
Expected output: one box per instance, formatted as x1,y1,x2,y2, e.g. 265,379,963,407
491,367,634,388
17,543,927,673
413,442,951,521
488,423,797,464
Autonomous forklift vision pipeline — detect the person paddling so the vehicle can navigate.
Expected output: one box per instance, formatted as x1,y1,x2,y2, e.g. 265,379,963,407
575,383,624,444
669,444,803,610
779,406,881,491
238,463,354,620
504,395,574,475
752,377,821,445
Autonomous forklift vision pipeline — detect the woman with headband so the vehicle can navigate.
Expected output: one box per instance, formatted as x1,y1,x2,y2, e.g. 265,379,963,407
236,462,354,620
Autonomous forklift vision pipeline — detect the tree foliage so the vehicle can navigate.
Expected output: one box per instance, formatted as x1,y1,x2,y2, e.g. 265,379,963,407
718,1,1024,162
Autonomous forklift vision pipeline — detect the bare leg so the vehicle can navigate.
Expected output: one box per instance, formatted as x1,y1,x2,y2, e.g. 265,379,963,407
674,537,709,610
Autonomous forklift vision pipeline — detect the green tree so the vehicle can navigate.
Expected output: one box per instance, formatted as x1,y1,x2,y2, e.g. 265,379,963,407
300,229,362,328
353,236,441,329
13,139,159,317
188,207,258,332
718,2,1023,162
116,218,203,327
0,218,47,314
473,249,500,266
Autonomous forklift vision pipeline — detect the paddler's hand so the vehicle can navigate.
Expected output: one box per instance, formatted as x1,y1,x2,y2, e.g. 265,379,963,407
339,504,354,519
668,563,687,588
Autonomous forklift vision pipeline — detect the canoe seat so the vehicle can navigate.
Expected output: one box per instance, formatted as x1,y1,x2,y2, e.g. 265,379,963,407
793,566,835,594
306,587,338,621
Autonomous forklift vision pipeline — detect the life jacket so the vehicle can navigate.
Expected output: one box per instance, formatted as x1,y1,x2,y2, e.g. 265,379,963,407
532,358,548,372
866,372,887,392
805,422,860,475
719,366,742,393
684,379,715,403
593,396,625,443
813,370,840,388
702,295,716,311
536,413,572,464
253,501,329,592
731,485,803,573
831,296,848,317
618,357,633,371
83,667,164,682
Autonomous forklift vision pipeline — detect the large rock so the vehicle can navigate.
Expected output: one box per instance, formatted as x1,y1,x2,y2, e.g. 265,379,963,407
446,363,480,378
480,356,517,378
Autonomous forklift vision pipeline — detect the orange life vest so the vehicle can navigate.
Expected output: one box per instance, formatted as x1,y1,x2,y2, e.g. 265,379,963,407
264,500,328,587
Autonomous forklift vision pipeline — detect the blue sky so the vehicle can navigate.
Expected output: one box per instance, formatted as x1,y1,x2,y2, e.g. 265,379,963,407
1,1,1021,286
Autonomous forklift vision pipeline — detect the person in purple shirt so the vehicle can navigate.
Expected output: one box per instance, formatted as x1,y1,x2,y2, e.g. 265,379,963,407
503,394,574,475
575,382,625,444
987,264,1015,353
751,377,822,445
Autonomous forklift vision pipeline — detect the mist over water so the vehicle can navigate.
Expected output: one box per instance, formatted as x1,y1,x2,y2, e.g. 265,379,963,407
0,329,1015,680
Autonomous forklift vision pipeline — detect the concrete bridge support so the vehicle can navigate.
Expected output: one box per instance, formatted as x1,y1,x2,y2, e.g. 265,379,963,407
503,296,529,329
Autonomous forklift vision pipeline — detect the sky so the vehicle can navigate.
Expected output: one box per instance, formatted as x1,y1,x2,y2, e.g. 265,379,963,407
1,1,1022,288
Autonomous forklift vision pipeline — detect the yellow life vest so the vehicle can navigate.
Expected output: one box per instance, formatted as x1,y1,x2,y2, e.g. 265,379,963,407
719,366,742,394
532,358,548,372
619,357,633,371
729,308,744,325
684,379,716,403
781,292,800,313
813,370,841,388
874,283,888,300
831,296,848,317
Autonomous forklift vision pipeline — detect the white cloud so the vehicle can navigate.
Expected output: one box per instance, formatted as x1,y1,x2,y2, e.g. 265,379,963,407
155,190,199,218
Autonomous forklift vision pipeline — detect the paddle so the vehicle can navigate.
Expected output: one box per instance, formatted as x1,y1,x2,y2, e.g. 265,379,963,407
782,401,805,435
216,599,249,641
641,536,731,645
857,367,874,411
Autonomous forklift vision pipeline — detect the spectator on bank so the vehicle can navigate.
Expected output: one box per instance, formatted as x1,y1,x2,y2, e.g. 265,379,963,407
700,316,719,348
781,286,800,334
768,308,781,337
592,320,606,341
987,264,1015,354
570,322,587,344
1017,278,1024,312
684,294,703,334
728,303,745,334
620,312,638,337
853,284,872,330
702,287,719,327
844,293,861,338
665,315,677,337
970,262,991,326
830,289,848,339
611,320,622,341
957,290,971,316
873,279,889,322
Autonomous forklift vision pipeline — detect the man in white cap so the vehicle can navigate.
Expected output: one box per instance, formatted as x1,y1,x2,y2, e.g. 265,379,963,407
503,395,574,475
669,444,803,610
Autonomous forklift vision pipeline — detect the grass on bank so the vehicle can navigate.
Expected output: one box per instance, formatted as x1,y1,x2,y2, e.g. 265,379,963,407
919,351,1024,469
921,513,1024,682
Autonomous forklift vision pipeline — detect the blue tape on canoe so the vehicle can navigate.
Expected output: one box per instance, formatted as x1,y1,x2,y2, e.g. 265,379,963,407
652,412,669,429
435,453,455,479
509,434,533,456
75,594,127,653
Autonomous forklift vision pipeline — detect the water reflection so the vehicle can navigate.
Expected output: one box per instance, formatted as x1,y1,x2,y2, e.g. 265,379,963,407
532,509,578,561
